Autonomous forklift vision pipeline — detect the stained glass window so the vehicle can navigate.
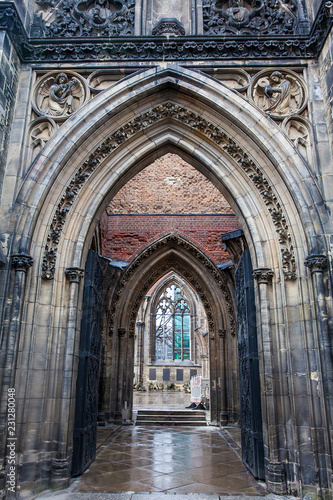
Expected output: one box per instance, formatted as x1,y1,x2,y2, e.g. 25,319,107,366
155,285,191,361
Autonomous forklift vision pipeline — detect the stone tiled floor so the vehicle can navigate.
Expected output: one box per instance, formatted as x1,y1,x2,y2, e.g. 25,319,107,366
75,425,266,495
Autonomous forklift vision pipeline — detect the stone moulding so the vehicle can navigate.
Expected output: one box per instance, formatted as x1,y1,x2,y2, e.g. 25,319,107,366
0,2,332,62
108,233,236,340
41,101,297,281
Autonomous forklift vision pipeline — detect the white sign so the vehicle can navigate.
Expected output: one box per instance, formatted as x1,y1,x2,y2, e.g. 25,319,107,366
190,375,202,403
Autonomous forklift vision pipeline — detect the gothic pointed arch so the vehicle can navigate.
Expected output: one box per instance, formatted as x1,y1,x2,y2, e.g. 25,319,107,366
1,64,332,496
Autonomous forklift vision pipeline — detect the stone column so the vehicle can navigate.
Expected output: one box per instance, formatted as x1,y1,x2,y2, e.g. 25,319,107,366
304,254,332,494
126,329,135,421
0,254,33,491
136,322,145,386
115,327,126,424
209,329,218,424
253,267,286,494
218,329,228,426
51,267,84,487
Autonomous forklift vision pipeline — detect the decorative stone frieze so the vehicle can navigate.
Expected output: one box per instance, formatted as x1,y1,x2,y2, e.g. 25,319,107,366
253,267,274,284
304,254,328,273
11,253,33,272
65,267,85,282
1,2,333,62
42,101,296,281
203,0,298,36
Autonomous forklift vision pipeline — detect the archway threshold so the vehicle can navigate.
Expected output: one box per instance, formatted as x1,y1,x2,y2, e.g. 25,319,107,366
35,426,280,498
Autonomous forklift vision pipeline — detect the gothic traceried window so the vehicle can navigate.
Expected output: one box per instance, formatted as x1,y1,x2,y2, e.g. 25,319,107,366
155,285,191,361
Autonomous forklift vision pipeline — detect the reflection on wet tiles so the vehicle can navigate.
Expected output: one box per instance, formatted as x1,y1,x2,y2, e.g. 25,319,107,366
74,424,267,495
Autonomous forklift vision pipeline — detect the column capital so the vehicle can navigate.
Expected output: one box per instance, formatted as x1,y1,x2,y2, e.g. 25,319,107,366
253,267,274,284
136,322,145,328
218,329,226,338
11,253,33,272
304,254,328,273
65,267,85,283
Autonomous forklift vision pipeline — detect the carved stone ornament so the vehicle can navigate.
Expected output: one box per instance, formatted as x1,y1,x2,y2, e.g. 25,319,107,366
41,0,135,37
203,0,298,36
65,266,85,282
42,101,296,281
304,254,328,273
33,71,89,122
29,116,57,161
249,68,307,119
253,267,274,284
282,116,312,164
152,19,186,36
11,253,34,272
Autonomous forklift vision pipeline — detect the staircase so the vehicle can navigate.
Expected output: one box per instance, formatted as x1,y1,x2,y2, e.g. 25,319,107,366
135,409,207,426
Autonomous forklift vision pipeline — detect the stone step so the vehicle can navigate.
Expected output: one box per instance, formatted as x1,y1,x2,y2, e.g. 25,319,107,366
136,420,207,426
136,414,206,422
135,409,207,426
137,408,206,417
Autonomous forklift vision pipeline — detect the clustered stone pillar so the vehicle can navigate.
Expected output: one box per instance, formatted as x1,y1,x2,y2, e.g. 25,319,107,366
218,329,228,426
136,322,145,386
51,267,84,487
304,254,332,494
253,267,286,494
0,254,33,491
115,327,127,423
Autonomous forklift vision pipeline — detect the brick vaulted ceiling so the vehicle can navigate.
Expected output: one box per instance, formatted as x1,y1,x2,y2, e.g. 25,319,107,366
101,153,241,264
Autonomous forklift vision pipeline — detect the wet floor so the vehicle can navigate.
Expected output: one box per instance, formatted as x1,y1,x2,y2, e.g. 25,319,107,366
75,425,266,495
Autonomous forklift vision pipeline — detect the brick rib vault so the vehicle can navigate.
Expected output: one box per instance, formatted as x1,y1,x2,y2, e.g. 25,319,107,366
1,65,332,497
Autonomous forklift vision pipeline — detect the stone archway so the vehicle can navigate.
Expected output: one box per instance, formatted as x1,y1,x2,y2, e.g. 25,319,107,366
103,233,237,425
1,65,332,497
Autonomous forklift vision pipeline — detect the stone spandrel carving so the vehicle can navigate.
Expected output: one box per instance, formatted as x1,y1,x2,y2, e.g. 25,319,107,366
249,69,307,119
38,0,135,37
282,116,313,164
203,0,298,36
33,71,89,121
28,117,57,163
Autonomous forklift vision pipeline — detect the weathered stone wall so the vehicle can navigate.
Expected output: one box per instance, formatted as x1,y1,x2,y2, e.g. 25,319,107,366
13,0,34,32
0,33,19,200
319,28,333,152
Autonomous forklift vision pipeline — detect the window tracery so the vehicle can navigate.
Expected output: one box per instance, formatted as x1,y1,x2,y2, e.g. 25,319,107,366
155,284,191,362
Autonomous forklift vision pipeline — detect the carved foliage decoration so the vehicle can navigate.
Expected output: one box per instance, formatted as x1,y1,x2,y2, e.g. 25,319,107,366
42,101,297,280
41,0,135,37
249,68,307,119
203,0,298,36
108,234,236,340
32,71,89,122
